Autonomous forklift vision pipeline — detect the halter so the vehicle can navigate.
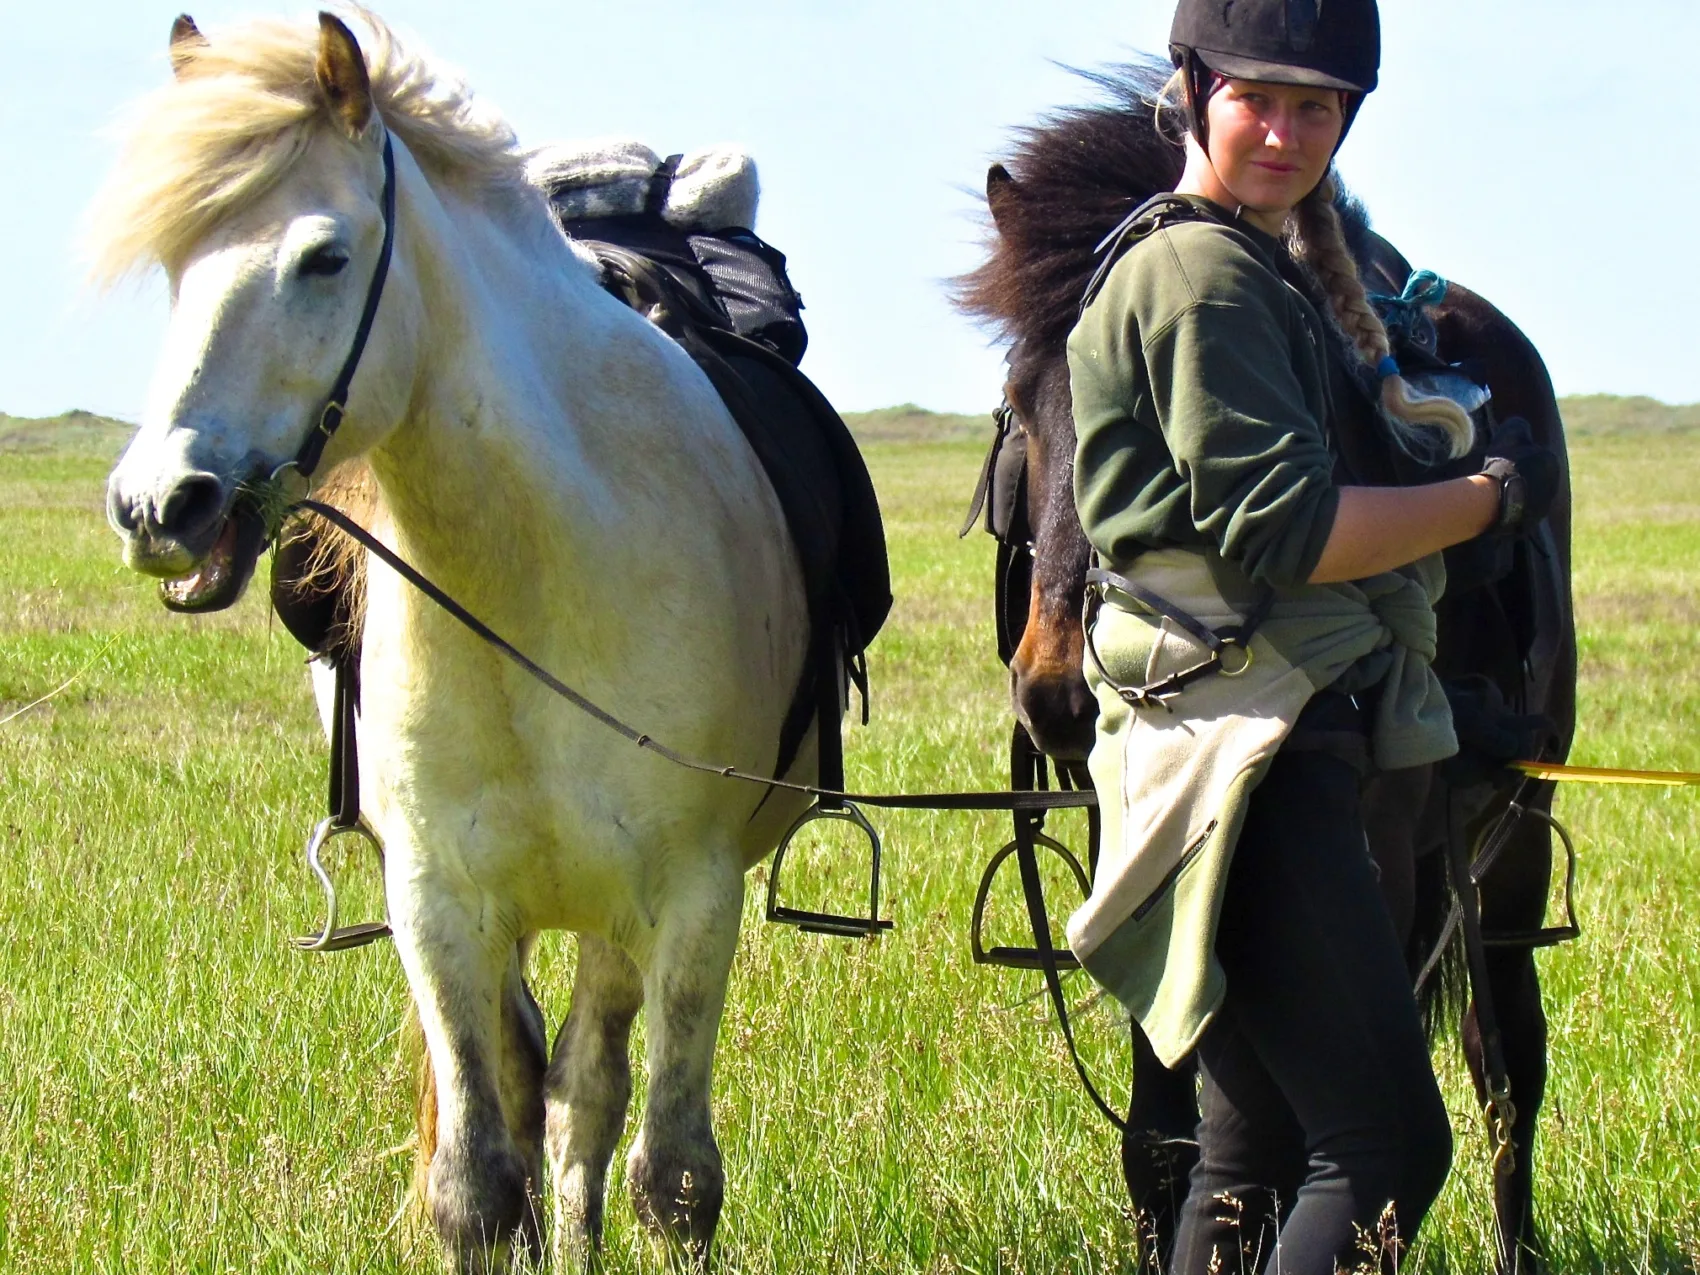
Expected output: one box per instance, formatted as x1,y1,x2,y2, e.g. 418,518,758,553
285,130,398,484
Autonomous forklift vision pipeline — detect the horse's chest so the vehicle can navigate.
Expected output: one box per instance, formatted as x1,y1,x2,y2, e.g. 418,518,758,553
362,675,669,934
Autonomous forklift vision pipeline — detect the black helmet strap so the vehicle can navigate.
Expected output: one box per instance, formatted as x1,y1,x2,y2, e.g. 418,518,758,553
1180,48,1215,149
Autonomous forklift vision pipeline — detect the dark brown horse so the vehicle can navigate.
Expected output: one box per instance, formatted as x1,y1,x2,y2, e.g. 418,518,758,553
955,63,1576,1274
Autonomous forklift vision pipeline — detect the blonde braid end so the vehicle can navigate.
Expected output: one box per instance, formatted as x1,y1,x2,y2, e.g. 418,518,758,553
1292,173,1475,461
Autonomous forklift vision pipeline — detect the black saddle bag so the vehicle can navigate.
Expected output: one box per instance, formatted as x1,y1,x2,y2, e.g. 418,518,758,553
552,209,808,367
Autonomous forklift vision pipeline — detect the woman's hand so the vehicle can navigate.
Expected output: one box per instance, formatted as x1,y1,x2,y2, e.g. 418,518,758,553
1480,417,1561,534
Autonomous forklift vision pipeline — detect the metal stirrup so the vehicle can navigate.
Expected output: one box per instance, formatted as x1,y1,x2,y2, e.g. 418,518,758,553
291,816,391,952
765,801,893,939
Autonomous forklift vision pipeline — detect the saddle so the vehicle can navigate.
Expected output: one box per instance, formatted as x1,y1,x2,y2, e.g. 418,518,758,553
273,152,891,793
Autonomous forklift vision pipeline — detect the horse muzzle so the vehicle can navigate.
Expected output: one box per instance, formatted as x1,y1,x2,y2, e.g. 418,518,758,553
1010,660,1098,761
107,469,269,613
1010,588,1099,761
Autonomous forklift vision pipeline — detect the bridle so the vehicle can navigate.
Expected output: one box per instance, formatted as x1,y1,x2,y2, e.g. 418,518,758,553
284,130,398,487
270,128,398,954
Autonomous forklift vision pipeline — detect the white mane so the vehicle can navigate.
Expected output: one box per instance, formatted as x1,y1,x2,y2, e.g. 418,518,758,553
87,6,525,283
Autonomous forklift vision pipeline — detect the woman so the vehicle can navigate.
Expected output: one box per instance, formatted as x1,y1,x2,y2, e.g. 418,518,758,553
1064,1,1559,1271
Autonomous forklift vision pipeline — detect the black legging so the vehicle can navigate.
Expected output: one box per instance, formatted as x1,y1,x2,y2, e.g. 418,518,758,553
1170,702,1454,1275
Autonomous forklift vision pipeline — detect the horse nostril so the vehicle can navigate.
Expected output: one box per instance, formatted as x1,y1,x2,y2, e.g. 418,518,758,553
158,474,227,540
107,482,142,535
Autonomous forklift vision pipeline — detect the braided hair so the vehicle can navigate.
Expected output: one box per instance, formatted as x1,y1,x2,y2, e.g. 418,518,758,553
1290,173,1474,459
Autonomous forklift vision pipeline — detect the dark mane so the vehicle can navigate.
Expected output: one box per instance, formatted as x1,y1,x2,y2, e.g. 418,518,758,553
953,60,1389,364
953,59,1183,360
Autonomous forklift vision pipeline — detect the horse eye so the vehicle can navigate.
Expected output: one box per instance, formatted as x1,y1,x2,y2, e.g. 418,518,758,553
298,245,350,279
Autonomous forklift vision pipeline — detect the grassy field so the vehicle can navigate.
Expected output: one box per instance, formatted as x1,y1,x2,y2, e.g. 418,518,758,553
1,405,1697,1273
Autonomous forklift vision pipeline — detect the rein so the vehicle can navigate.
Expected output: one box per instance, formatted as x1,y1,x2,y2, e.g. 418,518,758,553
289,500,1094,818
284,496,1123,1127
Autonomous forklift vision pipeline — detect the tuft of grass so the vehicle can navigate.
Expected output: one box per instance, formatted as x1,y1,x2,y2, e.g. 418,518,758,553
1,414,1697,1272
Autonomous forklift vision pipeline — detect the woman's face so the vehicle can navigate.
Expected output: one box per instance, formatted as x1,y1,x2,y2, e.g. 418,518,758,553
1199,78,1345,224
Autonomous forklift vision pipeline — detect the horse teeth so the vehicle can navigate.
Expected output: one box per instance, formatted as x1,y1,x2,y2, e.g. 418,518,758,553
161,520,236,607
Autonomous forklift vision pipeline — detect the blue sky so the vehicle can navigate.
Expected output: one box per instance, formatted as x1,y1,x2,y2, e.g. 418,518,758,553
3,1,1698,421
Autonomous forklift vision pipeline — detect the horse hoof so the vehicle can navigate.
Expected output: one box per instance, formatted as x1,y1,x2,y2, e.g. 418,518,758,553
428,1138,536,1273
628,1139,724,1267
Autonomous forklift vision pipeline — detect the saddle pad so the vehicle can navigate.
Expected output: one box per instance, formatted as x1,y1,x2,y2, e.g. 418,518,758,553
524,141,759,231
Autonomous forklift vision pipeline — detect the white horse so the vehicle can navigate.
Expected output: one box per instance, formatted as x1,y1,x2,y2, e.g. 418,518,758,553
99,11,814,1269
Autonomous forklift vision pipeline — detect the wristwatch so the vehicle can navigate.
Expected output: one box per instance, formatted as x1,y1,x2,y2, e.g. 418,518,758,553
1480,456,1525,533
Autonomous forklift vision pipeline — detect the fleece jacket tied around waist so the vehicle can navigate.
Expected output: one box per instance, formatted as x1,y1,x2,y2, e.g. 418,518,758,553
1068,546,1458,1067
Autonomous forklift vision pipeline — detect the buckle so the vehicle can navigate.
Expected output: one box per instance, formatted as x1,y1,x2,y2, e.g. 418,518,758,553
1218,641,1254,677
765,801,893,939
317,399,346,439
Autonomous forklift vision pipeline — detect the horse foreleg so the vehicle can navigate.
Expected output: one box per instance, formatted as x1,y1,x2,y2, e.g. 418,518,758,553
500,939,550,1236
546,933,645,1263
1464,816,1553,1275
395,889,541,1273
626,861,742,1267
1462,942,1548,1275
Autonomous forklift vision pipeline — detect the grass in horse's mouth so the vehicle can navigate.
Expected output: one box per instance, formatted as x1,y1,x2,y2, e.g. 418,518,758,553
158,473,298,611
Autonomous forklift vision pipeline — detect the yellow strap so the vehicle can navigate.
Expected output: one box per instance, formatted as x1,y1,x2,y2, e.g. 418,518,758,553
1512,761,1700,787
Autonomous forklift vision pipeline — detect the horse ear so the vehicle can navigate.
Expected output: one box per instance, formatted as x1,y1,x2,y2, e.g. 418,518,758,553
316,12,374,138
169,14,206,79
986,164,1019,234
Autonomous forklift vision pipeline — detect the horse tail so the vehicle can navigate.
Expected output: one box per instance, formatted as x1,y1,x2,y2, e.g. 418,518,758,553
402,1002,440,1211
1410,836,1469,1041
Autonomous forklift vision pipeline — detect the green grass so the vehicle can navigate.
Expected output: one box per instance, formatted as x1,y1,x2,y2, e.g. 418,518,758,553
2,408,1698,1273
841,405,989,445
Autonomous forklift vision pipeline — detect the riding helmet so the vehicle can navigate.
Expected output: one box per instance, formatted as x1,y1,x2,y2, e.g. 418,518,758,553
1170,0,1380,93
1170,0,1380,148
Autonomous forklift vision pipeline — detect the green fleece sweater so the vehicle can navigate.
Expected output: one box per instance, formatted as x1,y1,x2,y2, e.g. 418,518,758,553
1069,198,1340,588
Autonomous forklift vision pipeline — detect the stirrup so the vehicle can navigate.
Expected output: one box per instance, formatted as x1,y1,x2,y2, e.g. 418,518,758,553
1478,805,1583,950
291,816,393,952
765,801,893,939
969,833,1091,969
